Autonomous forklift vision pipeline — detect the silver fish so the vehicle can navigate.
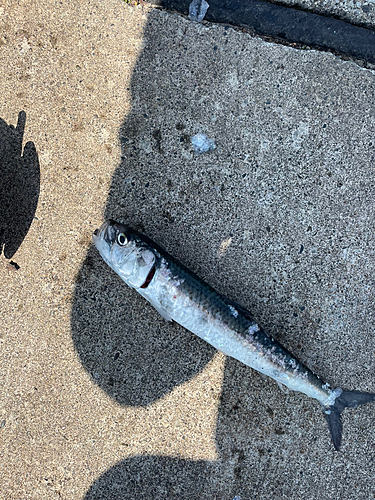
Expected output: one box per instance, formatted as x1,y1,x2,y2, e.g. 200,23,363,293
93,220,375,450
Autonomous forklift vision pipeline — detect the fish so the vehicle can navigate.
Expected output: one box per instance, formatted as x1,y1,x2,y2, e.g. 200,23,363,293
93,220,375,450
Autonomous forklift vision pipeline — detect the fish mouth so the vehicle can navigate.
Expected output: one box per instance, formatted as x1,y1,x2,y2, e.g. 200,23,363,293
92,221,118,268
92,221,117,247
103,223,117,246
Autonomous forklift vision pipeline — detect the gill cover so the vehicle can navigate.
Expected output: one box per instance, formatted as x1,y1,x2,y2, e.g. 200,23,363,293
115,247,156,289
93,221,156,289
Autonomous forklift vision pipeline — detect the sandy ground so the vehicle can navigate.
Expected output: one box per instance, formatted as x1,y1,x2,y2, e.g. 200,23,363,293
1,1,375,499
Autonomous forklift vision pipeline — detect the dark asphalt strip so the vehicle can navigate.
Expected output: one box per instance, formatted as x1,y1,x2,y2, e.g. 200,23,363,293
147,0,375,64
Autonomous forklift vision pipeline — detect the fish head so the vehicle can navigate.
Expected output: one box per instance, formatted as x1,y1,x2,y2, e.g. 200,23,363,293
93,220,157,289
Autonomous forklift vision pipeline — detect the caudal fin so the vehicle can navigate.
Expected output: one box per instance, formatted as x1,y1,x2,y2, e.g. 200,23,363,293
325,390,375,450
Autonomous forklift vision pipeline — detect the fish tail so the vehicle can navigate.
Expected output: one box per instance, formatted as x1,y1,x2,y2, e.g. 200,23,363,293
325,390,375,450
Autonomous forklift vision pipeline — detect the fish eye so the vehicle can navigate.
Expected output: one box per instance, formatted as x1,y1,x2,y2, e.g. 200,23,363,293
117,232,128,246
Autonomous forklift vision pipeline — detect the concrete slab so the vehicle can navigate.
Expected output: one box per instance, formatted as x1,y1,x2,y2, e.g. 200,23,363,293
1,1,375,499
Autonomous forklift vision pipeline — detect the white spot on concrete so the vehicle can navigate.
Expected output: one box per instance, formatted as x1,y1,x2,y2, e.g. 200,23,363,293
39,150,52,165
289,358,297,369
242,153,252,164
292,122,309,150
191,133,216,154
227,71,239,88
219,237,232,257
247,323,260,335
228,305,238,318
20,38,31,54
100,128,110,142
138,138,152,154
188,0,209,22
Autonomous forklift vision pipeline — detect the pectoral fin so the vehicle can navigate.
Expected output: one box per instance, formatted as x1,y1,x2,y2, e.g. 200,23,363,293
139,292,172,322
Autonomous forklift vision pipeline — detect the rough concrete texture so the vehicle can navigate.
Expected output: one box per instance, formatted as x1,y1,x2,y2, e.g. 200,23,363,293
1,1,375,499
276,0,375,30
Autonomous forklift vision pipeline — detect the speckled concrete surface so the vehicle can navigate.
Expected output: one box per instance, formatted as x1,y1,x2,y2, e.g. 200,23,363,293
1,1,375,499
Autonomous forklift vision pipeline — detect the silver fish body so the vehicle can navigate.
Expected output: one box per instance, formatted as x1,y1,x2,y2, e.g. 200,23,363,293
93,220,375,450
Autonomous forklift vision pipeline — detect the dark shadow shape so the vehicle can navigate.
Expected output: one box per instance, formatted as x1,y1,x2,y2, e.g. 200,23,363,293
71,244,216,406
0,111,40,259
82,355,326,500
84,455,232,500
70,6,233,406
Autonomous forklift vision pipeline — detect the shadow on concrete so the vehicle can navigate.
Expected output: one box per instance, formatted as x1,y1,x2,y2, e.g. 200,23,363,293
70,10,260,497
83,456,223,500
70,9,316,499
71,7,375,499
0,111,40,259
81,358,286,500
72,244,216,406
